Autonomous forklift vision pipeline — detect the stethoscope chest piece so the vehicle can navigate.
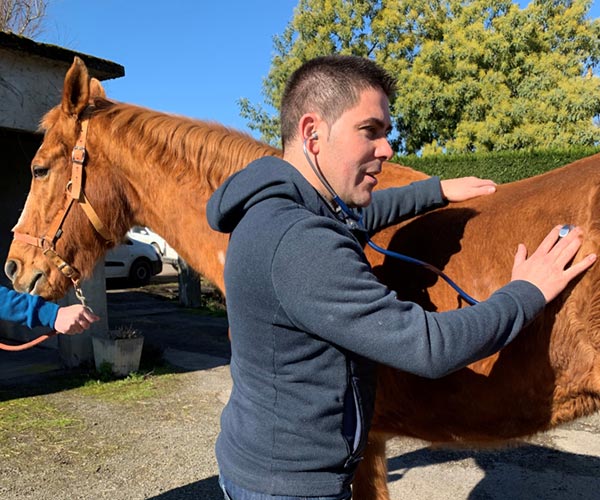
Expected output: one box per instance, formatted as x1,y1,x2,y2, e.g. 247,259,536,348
559,224,575,239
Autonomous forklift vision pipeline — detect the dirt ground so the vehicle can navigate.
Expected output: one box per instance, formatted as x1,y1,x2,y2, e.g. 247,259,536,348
1,274,599,499
0,368,230,500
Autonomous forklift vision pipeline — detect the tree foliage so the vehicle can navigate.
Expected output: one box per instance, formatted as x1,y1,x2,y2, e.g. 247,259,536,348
240,0,600,154
0,0,47,37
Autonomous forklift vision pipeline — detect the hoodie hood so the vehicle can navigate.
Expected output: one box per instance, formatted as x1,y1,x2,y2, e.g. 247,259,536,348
207,156,329,234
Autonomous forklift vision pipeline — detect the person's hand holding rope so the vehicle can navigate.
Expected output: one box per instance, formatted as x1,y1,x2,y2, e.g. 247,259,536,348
54,304,100,334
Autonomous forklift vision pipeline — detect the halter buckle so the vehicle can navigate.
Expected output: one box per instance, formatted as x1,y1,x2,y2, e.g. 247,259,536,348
71,145,86,165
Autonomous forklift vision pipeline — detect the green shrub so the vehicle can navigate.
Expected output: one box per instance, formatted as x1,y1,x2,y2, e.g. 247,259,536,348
394,147,600,184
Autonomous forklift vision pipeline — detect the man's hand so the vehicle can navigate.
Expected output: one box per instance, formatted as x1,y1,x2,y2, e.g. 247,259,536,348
54,305,100,335
511,225,597,303
440,177,497,202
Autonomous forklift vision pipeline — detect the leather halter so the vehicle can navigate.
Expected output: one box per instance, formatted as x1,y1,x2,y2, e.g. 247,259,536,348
1,113,111,351
12,110,113,292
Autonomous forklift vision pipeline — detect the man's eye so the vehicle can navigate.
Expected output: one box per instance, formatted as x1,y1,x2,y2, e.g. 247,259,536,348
362,127,376,136
32,165,49,179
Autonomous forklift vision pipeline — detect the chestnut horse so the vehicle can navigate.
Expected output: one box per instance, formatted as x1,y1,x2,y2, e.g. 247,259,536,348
5,58,600,499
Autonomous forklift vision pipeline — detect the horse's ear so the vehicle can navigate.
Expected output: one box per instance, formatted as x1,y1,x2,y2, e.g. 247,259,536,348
61,56,90,117
89,78,106,101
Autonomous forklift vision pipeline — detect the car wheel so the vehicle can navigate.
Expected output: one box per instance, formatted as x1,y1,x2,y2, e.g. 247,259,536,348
129,258,152,286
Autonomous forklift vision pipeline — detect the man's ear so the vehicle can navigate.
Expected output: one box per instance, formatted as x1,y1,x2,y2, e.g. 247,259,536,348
299,113,321,153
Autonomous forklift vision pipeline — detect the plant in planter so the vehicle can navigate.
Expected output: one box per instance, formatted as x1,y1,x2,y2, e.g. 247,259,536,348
92,325,144,377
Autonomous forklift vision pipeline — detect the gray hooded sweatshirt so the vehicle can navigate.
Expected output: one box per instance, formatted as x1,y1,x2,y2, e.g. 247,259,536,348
206,156,545,496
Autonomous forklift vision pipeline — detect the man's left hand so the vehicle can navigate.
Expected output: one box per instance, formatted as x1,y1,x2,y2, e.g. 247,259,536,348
440,176,497,202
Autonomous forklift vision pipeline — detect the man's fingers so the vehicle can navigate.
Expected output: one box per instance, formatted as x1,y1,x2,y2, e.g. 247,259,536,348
511,225,597,303
533,225,564,256
513,243,527,267
562,252,597,281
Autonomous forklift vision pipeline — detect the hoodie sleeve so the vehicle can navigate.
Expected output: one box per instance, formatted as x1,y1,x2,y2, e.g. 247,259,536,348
0,286,60,329
362,177,447,232
271,217,545,378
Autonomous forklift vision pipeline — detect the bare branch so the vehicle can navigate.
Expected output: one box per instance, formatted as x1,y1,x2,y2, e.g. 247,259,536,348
0,0,47,37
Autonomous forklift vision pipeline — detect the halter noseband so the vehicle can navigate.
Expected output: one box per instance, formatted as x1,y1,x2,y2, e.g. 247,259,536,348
12,110,113,295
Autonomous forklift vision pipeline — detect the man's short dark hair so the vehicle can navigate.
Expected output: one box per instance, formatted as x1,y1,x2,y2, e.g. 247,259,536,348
280,55,397,148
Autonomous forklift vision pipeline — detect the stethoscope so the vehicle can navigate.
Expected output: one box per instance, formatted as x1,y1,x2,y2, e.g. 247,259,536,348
303,137,576,307
303,135,483,305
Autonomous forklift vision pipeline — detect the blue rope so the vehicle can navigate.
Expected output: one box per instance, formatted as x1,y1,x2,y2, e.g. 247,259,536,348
365,238,479,306
331,196,479,306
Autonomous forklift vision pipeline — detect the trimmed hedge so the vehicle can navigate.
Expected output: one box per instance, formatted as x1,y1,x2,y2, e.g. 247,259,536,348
394,147,600,184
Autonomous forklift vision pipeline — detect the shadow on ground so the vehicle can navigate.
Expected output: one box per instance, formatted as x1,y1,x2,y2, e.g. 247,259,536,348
0,273,230,400
148,475,222,499
387,442,600,499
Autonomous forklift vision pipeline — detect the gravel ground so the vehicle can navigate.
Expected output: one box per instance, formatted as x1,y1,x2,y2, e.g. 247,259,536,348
1,274,599,500
2,364,599,500
1,367,231,500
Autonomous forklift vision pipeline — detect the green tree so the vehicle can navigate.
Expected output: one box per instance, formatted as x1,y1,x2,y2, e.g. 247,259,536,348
240,0,600,154
239,0,382,147
0,0,48,37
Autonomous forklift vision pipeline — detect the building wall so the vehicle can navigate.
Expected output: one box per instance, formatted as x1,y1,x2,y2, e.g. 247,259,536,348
0,49,66,132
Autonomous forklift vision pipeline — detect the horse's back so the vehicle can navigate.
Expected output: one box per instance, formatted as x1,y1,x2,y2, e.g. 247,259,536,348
369,153,600,442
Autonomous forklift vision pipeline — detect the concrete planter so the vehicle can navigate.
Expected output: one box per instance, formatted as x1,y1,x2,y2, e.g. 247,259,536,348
92,334,144,376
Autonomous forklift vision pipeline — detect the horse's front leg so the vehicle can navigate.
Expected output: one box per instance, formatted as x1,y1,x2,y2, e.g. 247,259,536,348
353,431,391,500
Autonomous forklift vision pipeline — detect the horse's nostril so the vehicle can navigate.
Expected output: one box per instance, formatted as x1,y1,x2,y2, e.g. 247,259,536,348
4,260,18,282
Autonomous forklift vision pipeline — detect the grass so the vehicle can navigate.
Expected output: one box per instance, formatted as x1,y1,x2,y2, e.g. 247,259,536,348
0,397,80,437
0,393,84,460
0,366,178,456
77,368,176,402
199,279,227,316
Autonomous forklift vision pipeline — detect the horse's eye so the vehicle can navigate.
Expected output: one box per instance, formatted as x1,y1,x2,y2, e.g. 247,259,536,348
32,165,49,179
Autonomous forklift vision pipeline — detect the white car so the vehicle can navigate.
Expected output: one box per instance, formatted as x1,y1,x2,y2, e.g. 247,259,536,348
104,237,163,286
127,226,179,267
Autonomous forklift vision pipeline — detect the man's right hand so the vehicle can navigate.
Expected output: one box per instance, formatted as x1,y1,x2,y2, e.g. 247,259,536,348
511,225,597,303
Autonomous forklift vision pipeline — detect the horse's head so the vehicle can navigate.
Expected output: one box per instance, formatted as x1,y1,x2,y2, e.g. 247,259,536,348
5,57,131,299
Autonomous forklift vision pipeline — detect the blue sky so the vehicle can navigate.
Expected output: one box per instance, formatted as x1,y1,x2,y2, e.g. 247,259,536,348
39,0,298,135
38,1,600,137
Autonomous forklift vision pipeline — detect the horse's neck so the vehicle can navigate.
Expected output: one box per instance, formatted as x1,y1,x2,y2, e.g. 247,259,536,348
136,186,228,292
96,117,277,293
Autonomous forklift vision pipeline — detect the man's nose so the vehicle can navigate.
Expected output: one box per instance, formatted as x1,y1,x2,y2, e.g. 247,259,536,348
377,138,393,161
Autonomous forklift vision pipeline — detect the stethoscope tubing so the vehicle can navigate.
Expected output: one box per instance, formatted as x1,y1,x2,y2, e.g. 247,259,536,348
303,139,480,305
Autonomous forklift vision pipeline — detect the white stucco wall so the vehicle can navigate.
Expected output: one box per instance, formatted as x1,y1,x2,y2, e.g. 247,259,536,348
0,49,67,132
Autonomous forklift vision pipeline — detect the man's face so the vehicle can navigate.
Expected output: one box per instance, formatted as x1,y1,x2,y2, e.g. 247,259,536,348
316,87,393,208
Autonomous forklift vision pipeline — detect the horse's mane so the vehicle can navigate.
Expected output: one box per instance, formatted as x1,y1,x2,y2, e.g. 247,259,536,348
90,97,281,193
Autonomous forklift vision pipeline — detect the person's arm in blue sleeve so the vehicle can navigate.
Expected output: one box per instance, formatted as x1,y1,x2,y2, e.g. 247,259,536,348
0,286,99,334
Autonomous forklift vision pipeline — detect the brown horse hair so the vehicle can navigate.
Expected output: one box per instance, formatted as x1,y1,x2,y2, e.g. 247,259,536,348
80,97,281,195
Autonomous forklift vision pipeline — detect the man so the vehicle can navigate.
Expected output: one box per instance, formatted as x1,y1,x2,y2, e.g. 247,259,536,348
207,55,596,499
1,285,99,335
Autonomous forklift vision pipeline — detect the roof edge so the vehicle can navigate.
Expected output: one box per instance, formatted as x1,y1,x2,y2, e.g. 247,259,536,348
0,31,124,81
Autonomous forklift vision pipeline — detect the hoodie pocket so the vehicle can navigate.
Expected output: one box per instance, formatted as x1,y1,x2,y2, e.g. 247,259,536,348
342,375,365,467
